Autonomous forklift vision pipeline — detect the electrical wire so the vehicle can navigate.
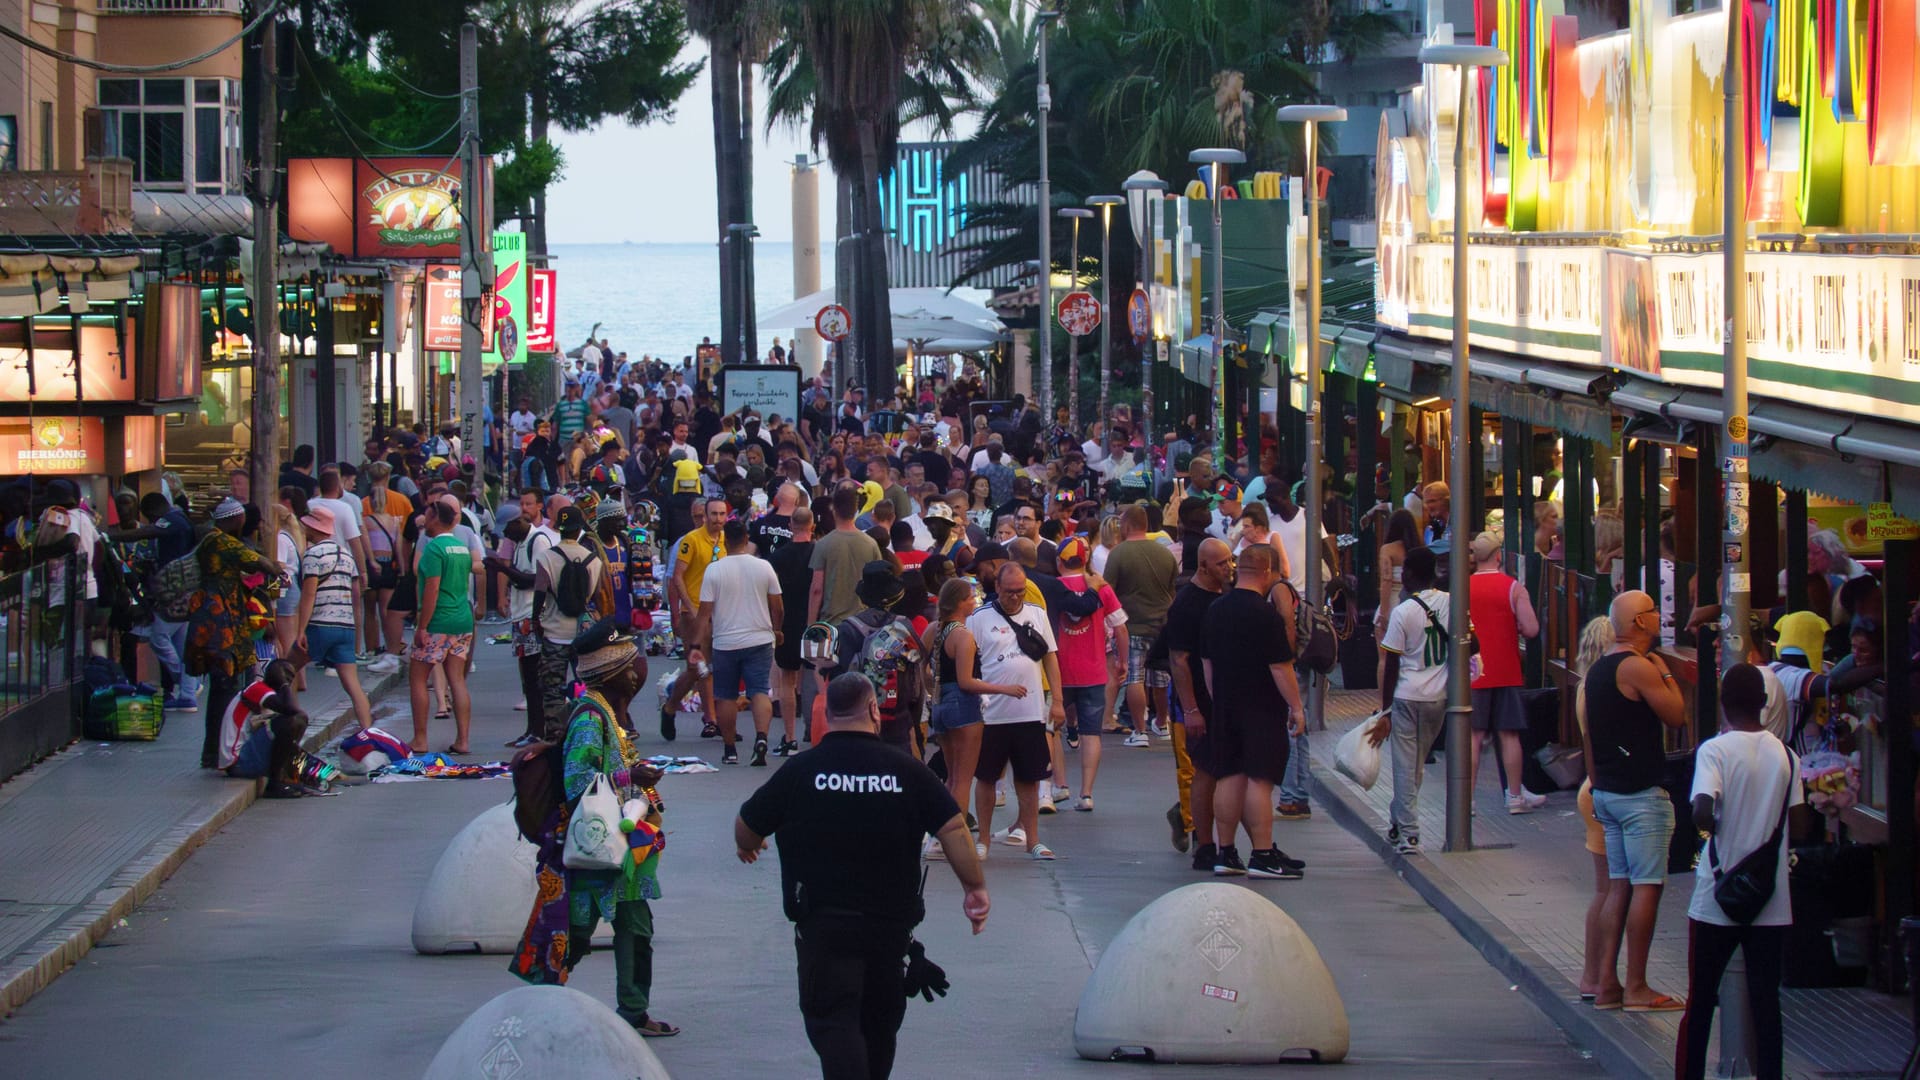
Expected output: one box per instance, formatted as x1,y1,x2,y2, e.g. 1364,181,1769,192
292,36,463,155
0,0,281,74
379,65,465,102
289,35,468,193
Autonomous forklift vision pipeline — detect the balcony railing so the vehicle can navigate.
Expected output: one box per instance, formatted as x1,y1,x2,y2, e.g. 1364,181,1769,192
99,0,243,12
0,159,134,236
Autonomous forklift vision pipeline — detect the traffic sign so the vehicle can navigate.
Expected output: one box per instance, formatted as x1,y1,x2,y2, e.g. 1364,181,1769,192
1057,290,1102,337
815,304,851,342
1127,287,1150,343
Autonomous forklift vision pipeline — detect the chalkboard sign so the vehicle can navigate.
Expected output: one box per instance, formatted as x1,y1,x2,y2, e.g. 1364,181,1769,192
720,364,802,425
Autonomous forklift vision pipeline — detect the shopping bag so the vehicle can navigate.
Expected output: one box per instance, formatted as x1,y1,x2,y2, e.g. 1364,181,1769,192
561,774,624,870
1334,713,1384,790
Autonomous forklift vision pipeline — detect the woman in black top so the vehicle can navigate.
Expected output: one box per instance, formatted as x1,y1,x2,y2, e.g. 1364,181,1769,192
923,578,1023,833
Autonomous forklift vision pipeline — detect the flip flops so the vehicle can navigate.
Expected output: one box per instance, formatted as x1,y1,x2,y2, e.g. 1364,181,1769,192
1624,993,1685,1013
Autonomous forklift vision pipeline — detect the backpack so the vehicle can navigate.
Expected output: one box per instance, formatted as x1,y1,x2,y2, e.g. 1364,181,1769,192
152,539,206,620
840,611,926,726
509,741,565,843
1277,580,1338,676
554,548,595,619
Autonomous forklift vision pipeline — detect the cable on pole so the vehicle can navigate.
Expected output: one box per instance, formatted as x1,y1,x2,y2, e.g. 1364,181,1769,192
0,0,281,74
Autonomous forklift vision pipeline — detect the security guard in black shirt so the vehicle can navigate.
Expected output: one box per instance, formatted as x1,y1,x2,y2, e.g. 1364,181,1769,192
736,673,989,1079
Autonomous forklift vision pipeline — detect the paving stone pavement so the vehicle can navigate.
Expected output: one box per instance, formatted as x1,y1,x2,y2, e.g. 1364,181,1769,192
1311,688,1913,1080
0,663,400,1015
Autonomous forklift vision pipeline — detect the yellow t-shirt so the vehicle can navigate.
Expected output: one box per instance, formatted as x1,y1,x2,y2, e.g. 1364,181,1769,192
675,528,726,605
672,458,704,495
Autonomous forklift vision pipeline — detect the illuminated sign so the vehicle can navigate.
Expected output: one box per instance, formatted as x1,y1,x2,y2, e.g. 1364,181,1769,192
0,417,104,475
141,282,202,401
0,321,135,403
525,268,556,354
422,266,492,354
877,142,1022,288
485,231,526,366
287,158,492,260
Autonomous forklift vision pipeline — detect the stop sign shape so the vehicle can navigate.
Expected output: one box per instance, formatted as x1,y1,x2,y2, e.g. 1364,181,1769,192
1057,290,1102,337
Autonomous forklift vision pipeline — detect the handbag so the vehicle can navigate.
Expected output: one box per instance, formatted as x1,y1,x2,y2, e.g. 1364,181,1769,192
1708,752,1796,925
561,773,625,870
993,602,1050,661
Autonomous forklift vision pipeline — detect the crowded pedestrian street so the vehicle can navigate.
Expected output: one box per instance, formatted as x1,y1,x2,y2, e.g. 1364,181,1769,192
0,0,1916,1077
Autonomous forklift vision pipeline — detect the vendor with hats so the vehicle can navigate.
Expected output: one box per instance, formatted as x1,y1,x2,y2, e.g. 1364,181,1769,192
512,620,676,1037
189,496,277,769
294,505,374,731
828,562,929,750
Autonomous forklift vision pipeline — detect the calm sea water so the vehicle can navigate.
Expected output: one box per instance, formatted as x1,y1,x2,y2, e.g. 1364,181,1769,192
551,242,833,362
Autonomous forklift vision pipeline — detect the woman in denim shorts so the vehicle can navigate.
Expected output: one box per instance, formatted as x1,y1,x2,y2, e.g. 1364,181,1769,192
923,579,1027,855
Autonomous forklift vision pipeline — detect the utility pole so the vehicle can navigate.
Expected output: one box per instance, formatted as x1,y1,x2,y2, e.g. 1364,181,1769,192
248,9,279,524
1035,8,1058,416
457,22,485,468
1715,8,1756,1074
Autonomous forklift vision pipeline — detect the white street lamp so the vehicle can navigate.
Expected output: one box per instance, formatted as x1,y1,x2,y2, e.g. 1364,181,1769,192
1123,173,1169,431
1188,148,1245,462
1277,102,1347,743
1088,194,1125,434
1418,40,1505,854
1059,206,1094,428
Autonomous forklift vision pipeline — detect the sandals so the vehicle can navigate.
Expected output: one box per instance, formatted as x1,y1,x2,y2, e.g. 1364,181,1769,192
445,744,471,756
1624,993,1685,1013
631,1015,680,1038
1027,842,1056,860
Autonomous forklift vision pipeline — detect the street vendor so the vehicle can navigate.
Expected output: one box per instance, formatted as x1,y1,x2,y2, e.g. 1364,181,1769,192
512,621,677,1037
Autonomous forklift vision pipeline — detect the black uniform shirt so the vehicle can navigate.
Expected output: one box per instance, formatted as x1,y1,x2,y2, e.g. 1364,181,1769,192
739,731,960,927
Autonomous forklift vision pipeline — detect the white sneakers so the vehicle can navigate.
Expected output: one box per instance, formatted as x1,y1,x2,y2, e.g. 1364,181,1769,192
1148,720,1170,738
923,836,946,861
1505,788,1550,814
1122,732,1151,748
365,654,400,674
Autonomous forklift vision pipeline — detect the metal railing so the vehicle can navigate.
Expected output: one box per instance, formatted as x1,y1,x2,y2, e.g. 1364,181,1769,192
0,555,82,784
99,0,243,12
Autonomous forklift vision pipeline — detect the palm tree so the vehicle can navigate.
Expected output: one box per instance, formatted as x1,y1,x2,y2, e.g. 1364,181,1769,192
686,0,755,365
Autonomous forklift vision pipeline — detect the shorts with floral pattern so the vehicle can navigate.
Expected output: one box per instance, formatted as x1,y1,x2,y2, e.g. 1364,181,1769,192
410,631,474,666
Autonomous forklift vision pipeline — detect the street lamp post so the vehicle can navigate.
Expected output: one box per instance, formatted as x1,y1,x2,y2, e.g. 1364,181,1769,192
1123,173,1169,433
1088,194,1125,433
1035,9,1061,419
1277,103,1347,739
1188,148,1244,464
1059,207,1093,429
729,222,761,366
1419,42,1506,854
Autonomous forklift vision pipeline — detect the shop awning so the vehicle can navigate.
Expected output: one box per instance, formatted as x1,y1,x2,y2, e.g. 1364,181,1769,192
1611,383,1724,425
1833,418,1920,471
1248,311,1282,356
1174,334,1216,387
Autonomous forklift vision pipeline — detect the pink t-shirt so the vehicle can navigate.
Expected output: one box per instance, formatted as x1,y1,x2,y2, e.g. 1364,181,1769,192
1055,573,1126,688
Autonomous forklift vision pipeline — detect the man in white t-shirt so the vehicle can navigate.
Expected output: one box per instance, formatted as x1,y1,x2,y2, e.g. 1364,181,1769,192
1266,492,1331,596
1679,662,1807,1080
965,562,1065,861
696,518,784,766
308,466,369,654
1368,546,1449,854
41,479,99,611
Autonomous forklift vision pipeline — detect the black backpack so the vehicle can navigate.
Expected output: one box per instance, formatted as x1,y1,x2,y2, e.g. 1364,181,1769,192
554,548,594,618
509,741,564,842
1277,580,1339,676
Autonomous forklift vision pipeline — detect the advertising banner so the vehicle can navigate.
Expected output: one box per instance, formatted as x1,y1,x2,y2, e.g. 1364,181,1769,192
485,231,527,366
288,157,493,260
423,265,463,352
525,268,556,354
720,365,801,422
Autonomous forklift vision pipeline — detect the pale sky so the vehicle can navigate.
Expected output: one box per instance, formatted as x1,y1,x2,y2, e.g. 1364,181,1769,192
545,41,974,246
546,42,832,245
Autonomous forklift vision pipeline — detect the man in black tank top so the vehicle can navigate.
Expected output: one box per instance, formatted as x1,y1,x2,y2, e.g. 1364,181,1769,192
1583,589,1689,1013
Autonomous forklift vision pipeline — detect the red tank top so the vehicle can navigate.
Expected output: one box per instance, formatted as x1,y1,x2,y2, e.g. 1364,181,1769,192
1469,571,1523,689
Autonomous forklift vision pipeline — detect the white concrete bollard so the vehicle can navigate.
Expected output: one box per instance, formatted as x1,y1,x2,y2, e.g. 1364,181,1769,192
411,802,539,955
1073,882,1349,1064
421,985,672,1080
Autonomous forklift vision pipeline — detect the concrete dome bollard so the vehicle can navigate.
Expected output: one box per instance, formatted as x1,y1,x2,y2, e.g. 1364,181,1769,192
1073,882,1349,1064
412,802,539,954
422,985,672,1080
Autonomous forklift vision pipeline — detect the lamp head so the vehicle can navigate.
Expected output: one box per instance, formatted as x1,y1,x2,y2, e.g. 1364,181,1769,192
1418,43,1506,67
1276,104,1348,124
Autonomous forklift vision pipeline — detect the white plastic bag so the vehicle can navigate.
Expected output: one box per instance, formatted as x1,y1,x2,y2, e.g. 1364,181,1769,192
562,774,624,870
1334,712,1385,790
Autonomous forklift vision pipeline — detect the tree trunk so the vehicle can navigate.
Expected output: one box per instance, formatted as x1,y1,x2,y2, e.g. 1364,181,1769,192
710,37,742,367
856,123,892,400
834,171,855,391
529,75,550,258
739,53,757,363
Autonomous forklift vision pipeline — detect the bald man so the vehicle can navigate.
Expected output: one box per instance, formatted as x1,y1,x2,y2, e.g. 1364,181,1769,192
1583,589,1688,1012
